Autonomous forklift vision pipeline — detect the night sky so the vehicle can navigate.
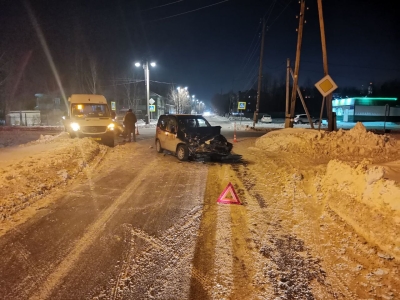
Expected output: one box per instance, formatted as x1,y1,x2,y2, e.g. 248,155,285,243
1,0,399,104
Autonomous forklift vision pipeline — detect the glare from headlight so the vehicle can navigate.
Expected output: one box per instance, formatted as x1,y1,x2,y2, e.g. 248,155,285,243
107,123,115,130
70,122,80,131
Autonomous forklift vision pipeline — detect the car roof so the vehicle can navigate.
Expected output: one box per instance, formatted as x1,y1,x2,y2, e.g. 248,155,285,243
160,114,204,119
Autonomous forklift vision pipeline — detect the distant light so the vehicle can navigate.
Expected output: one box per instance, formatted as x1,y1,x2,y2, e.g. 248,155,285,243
177,86,180,90
134,62,141,67
150,62,156,67
185,87,188,90
192,95,195,98
203,111,210,116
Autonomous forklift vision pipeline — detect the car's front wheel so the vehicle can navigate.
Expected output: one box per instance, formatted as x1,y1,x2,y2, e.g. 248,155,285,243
176,144,189,161
156,139,163,153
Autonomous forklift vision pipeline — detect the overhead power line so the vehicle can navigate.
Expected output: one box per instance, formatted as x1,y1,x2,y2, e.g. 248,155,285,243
148,0,229,22
267,0,294,29
141,0,184,12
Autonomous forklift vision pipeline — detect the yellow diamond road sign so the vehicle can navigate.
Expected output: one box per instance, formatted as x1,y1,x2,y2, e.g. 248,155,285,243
315,75,338,97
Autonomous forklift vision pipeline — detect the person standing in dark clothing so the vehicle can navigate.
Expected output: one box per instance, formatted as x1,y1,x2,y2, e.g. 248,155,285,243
123,109,137,142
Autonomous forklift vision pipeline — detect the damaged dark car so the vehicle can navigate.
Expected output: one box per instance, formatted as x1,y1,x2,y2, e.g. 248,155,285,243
155,114,239,161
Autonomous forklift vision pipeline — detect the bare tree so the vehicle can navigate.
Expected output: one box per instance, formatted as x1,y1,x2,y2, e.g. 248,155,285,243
168,87,191,113
0,51,33,118
118,72,141,112
0,52,9,120
85,57,98,94
0,52,9,87
72,47,85,93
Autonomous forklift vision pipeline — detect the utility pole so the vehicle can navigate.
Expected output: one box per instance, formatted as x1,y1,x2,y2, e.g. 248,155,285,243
317,0,333,131
144,61,150,124
290,68,314,128
288,0,306,128
253,18,266,128
285,58,290,121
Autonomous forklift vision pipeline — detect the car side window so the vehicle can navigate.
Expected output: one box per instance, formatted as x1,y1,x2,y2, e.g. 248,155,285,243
197,118,209,127
187,119,196,128
166,117,177,133
178,119,187,130
158,116,167,130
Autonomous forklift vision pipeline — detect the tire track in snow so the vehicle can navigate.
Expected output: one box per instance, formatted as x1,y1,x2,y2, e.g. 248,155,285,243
102,163,208,299
105,206,204,299
29,158,160,300
230,149,335,299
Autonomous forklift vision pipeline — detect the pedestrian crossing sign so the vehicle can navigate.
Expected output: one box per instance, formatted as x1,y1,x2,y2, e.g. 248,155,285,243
238,102,246,110
149,105,156,112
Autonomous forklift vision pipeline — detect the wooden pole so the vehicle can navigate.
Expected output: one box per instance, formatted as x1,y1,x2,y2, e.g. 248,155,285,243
253,18,266,128
285,58,290,123
288,0,306,128
317,0,333,131
290,68,314,129
318,96,325,130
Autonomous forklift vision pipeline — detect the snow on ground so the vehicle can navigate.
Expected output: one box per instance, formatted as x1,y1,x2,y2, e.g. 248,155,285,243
1,119,400,263
0,132,108,226
255,122,400,260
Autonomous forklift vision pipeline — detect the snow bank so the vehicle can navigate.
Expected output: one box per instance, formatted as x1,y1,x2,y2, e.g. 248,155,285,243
255,122,399,162
321,159,400,260
255,123,400,260
0,135,108,221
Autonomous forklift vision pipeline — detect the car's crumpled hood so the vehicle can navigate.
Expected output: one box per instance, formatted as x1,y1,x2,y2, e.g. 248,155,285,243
179,126,233,157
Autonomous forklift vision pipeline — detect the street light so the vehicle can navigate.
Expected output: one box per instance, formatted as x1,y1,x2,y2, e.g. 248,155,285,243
135,60,156,124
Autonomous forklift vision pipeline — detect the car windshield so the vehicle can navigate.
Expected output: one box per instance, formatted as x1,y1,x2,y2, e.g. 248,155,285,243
178,116,211,129
72,104,110,118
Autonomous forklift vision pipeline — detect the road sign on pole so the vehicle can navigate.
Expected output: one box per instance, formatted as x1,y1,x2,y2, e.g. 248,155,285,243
315,75,338,97
238,102,246,110
149,98,155,105
149,105,156,112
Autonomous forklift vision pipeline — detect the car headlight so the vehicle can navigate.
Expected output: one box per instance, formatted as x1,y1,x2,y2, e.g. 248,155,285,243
70,122,80,131
107,123,115,130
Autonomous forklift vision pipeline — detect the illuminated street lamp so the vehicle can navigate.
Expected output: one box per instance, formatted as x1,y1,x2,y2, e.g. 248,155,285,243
135,60,156,124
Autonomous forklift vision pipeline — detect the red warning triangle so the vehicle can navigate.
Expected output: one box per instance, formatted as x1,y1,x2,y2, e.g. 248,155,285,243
217,182,241,205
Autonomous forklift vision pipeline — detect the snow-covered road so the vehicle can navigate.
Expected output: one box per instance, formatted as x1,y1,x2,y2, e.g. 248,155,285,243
0,121,399,299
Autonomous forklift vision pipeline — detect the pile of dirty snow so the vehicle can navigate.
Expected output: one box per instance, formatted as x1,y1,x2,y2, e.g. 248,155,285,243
321,159,400,260
255,123,399,162
0,134,108,221
255,123,400,260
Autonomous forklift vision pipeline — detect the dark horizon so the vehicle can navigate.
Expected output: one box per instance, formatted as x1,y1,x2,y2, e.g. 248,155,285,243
1,0,399,107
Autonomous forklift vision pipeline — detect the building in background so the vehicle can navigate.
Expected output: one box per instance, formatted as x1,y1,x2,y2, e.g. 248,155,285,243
34,93,65,125
6,110,41,126
332,97,399,122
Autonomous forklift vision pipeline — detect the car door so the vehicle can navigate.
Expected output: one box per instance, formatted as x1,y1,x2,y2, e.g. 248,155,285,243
156,115,168,148
164,116,179,152
300,114,308,123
